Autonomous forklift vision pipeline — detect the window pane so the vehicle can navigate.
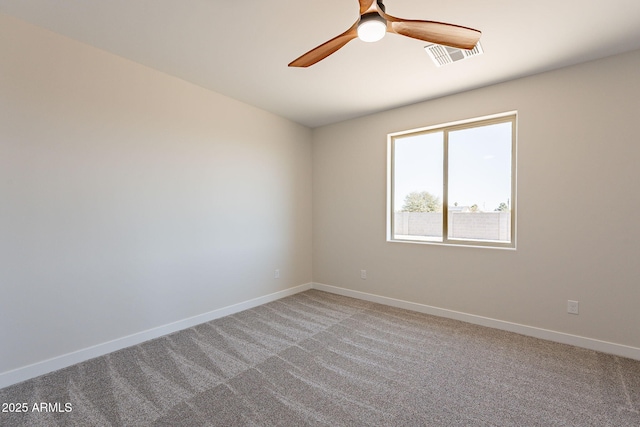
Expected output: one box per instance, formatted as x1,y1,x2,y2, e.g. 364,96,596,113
448,122,512,242
393,132,443,241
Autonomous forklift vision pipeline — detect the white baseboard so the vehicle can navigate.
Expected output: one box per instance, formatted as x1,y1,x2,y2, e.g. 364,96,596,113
311,283,640,361
0,283,312,389
4,281,637,390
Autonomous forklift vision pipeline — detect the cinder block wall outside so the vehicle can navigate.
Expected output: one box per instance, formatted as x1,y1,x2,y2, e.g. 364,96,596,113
394,212,510,240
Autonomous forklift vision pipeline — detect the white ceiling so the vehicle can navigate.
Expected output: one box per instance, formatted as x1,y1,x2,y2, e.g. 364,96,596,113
2,0,640,128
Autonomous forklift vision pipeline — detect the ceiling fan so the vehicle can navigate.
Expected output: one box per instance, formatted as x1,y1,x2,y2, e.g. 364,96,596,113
288,0,481,67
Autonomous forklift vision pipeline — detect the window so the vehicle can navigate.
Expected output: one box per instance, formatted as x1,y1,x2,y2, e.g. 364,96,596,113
387,112,516,248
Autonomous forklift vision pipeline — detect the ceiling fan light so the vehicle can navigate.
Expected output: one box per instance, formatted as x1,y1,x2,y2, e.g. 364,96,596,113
357,15,386,42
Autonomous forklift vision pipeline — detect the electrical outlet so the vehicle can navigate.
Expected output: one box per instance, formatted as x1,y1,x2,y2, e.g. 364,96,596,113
274,269,280,279
567,300,579,315
360,270,367,280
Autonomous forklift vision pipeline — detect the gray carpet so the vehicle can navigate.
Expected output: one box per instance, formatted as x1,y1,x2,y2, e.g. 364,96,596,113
1,290,639,426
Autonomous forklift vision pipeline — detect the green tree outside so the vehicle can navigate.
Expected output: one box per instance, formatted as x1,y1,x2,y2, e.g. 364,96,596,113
401,191,442,212
495,202,509,212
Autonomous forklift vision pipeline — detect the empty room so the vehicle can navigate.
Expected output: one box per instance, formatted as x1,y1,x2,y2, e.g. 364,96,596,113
1,1,639,426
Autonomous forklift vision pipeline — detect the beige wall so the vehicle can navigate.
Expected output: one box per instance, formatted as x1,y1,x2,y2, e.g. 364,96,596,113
313,49,640,349
0,14,312,374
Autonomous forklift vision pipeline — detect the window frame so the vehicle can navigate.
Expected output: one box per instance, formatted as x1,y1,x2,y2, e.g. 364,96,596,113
387,112,517,249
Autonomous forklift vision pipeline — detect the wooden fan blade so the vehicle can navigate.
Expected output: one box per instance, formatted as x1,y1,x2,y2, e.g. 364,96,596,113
288,23,358,67
383,13,481,50
359,0,376,15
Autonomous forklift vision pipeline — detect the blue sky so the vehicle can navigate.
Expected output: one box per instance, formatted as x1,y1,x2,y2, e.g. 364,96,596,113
393,121,512,212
